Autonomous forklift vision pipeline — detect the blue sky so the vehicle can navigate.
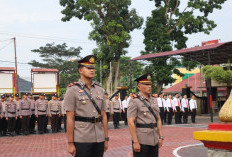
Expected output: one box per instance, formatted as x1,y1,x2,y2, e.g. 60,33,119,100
0,0,231,80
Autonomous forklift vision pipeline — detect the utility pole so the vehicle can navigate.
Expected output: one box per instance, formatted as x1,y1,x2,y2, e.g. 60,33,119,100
13,37,19,93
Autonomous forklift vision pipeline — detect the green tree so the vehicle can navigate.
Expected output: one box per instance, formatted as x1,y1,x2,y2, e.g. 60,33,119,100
29,43,82,93
143,0,227,93
60,0,143,94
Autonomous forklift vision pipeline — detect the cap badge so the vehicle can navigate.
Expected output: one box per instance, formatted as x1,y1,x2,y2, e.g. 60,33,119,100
89,57,95,64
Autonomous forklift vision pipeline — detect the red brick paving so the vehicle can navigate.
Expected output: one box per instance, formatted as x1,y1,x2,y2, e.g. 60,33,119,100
0,125,205,157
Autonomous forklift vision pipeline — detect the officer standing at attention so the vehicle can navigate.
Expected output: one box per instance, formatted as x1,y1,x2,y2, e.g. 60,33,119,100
0,96,4,136
166,94,174,125
35,93,48,134
122,95,129,125
127,74,163,157
157,93,165,124
48,94,61,133
1,95,7,136
28,93,36,134
189,95,197,123
104,93,111,122
5,94,18,136
57,96,62,132
14,93,21,135
163,95,168,124
63,55,108,157
173,93,181,124
181,94,189,124
112,95,121,129
61,99,67,132
19,93,32,135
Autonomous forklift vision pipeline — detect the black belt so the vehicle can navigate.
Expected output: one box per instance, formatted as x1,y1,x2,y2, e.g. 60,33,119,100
114,108,120,110
51,110,59,113
8,112,16,114
31,109,35,111
136,123,157,128
22,108,29,110
38,110,46,112
75,116,102,123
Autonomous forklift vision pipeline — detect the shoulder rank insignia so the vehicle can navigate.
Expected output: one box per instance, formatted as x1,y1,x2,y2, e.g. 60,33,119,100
67,82,78,87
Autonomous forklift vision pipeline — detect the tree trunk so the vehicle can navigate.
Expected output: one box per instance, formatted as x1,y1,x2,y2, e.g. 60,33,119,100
106,62,114,95
114,59,120,92
156,81,163,94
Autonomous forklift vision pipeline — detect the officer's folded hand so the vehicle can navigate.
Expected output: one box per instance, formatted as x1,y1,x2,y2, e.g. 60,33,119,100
36,115,38,118
6,117,8,120
133,142,141,152
49,115,52,118
15,117,17,120
104,141,108,152
68,143,76,156
158,139,163,148
20,116,22,119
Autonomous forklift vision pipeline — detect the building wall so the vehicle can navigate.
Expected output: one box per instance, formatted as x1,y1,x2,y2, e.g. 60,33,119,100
173,68,200,85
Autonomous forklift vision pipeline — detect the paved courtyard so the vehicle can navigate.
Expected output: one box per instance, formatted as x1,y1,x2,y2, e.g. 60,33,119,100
0,115,217,157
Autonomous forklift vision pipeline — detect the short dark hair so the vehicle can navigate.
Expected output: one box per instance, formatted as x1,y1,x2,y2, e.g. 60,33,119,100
175,93,179,96
104,93,108,96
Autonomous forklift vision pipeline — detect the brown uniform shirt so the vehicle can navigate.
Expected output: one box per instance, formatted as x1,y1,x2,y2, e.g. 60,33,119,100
48,100,61,115
105,99,111,113
63,79,107,143
127,93,159,146
112,99,121,113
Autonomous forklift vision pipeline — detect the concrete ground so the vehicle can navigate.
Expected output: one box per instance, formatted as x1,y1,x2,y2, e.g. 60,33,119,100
0,114,219,157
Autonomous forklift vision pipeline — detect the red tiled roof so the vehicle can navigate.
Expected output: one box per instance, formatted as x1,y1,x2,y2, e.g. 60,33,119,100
131,41,232,65
0,67,15,71
31,68,58,72
163,73,205,93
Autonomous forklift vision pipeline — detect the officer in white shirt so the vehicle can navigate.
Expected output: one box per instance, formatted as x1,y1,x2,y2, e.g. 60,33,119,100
122,96,129,125
173,93,181,124
189,95,197,123
166,94,174,125
157,93,165,124
163,95,168,124
181,94,189,124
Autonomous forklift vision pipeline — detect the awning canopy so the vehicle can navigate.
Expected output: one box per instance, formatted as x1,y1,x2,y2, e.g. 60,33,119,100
131,41,232,65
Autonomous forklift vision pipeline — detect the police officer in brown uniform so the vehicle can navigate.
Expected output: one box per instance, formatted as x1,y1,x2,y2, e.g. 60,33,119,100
104,93,111,122
29,93,36,134
14,93,21,135
0,95,4,136
63,55,108,157
35,93,48,134
5,94,18,136
19,93,32,135
48,94,61,133
112,95,121,129
127,74,163,157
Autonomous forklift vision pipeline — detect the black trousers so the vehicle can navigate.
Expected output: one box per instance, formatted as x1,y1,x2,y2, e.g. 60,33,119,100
164,109,167,123
106,112,110,122
191,109,196,123
113,112,120,127
0,118,3,135
159,107,164,124
124,108,128,125
38,115,46,133
51,114,59,133
22,116,30,133
15,116,21,134
58,116,62,130
183,108,189,124
63,115,67,132
30,114,36,132
2,117,7,135
168,108,173,125
8,117,16,133
74,142,104,157
175,106,181,124
133,143,158,157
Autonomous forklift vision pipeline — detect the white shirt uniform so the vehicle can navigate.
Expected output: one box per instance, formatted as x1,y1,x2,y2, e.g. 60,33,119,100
165,98,174,112
189,99,197,110
122,99,129,111
173,97,181,111
157,97,165,108
181,98,189,111
163,99,168,111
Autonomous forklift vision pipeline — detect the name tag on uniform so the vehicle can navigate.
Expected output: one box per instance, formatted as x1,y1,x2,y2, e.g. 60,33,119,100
79,93,86,96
